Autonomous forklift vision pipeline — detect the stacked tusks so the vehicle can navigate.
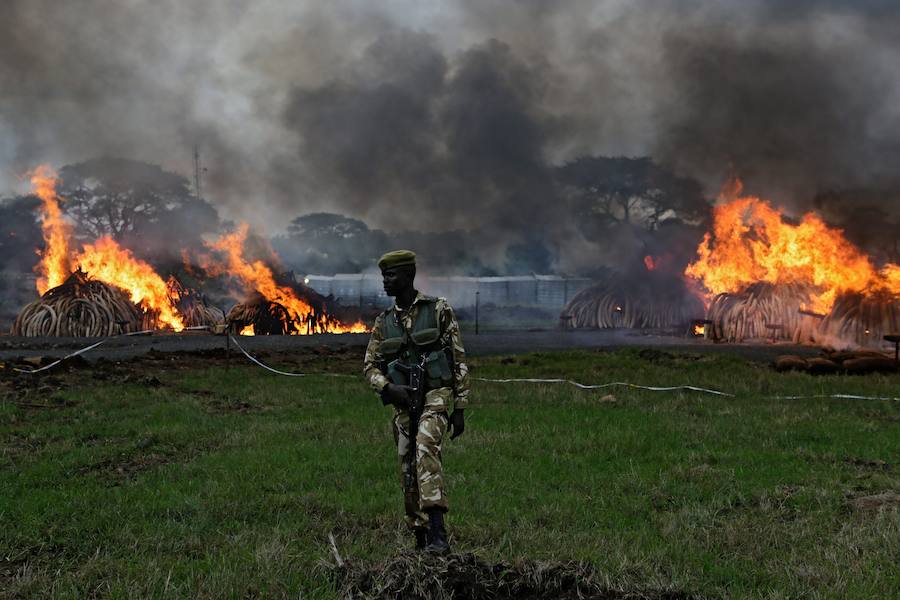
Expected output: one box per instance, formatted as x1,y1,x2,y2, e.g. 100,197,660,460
226,295,295,335
819,292,900,347
705,282,814,343
12,269,150,337
564,276,705,330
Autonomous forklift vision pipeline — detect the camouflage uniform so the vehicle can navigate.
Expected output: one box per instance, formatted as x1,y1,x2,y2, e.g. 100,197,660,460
364,291,469,529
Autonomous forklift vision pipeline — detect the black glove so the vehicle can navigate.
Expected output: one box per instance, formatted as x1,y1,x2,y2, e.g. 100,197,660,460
381,383,413,409
448,409,465,439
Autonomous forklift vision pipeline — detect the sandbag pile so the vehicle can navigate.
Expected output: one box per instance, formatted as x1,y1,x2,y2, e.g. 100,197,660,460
774,350,898,375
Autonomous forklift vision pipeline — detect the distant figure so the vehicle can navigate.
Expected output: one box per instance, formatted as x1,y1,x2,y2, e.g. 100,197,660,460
364,250,469,553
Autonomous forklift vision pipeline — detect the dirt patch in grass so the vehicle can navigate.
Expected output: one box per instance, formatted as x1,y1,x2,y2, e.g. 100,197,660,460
336,552,693,600
0,344,363,395
847,492,900,512
74,435,212,484
843,457,892,472
636,349,710,365
204,398,267,414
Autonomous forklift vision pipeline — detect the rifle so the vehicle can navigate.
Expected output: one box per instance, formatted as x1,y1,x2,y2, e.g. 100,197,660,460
392,354,428,491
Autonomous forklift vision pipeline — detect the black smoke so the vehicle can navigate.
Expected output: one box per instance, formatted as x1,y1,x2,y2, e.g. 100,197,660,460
1,1,899,273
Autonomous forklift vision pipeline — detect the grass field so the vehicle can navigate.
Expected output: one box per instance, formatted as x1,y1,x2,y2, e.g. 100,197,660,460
2,348,899,599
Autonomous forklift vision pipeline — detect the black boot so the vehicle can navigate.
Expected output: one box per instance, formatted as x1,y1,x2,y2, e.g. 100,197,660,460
414,527,428,550
424,508,450,553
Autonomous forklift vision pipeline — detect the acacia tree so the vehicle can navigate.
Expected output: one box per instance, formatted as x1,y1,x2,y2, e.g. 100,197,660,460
556,156,709,232
273,213,389,274
57,157,220,268
59,157,196,240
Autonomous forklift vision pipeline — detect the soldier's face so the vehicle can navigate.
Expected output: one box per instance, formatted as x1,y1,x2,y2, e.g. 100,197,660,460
382,267,413,297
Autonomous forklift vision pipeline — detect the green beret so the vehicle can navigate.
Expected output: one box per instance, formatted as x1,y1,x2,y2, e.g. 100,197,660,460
378,250,417,271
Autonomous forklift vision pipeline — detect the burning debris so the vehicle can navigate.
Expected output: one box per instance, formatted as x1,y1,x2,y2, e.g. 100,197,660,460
12,269,149,336
819,291,900,348
165,277,224,329
198,225,368,335
563,273,704,330
12,165,367,337
687,181,900,347
226,295,295,335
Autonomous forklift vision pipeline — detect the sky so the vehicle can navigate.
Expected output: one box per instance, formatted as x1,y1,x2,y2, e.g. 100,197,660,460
2,0,899,237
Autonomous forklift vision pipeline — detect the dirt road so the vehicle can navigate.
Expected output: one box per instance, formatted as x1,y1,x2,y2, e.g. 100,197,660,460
0,328,820,364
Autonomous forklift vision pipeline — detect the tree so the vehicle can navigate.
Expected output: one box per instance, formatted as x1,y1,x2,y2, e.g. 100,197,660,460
556,156,709,233
57,157,221,268
274,213,388,274
58,157,196,241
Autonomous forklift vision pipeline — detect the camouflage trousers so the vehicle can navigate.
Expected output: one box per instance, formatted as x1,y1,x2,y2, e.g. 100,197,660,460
392,408,449,529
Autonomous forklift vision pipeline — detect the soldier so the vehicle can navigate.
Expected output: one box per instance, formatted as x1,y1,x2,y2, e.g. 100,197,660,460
364,250,469,553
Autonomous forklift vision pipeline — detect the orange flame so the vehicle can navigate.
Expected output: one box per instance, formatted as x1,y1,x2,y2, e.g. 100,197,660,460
203,224,369,334
31,166,72,295
685,180,900,313
693,323,706,336
28,166,184,331
643,255,657,271
74,237,185,331
240,324,254,336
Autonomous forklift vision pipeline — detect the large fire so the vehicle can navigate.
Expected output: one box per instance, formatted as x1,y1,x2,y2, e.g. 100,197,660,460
74,237,184,331
685,180,900,314
32,166,72,295
24,165,368,336
200,224,368,335
29,165,184,330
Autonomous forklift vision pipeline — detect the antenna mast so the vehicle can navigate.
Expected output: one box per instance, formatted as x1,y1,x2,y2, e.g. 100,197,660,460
193,144,202,200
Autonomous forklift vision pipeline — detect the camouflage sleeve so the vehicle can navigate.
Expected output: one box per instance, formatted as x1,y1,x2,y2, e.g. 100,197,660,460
364,313,389,393
437,299,470,409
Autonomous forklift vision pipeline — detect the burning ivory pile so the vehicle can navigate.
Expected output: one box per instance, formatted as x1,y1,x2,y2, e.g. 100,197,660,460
704,282,815,343
227,294,296,335
703,285,899,348
166,277,225,329
818,291,900,347
564,274,704,329
12,269,152,336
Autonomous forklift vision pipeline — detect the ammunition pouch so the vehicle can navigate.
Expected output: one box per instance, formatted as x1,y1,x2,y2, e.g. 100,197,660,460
380,298,454,391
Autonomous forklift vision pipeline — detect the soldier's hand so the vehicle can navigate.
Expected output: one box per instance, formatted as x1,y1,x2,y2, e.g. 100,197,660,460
448,409,465,439
381,383,413,409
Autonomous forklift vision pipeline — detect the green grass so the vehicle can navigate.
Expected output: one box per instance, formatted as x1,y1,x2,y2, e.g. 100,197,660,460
2,348,899,598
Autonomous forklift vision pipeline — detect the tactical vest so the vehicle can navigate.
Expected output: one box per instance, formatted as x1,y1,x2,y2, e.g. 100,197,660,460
380,297,454,391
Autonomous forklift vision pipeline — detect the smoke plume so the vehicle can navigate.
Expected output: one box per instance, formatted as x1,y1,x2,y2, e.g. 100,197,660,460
1,0,899,272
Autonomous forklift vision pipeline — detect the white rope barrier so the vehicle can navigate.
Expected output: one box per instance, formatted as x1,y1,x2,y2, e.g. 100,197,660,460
228,335,310,377
9,332,897,401
13,329,154,374
228,335,352,378
474,377,898,401
766,393,900,401
473,377,736,397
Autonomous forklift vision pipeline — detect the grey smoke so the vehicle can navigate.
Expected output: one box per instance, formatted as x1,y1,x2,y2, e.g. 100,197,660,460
1,0,899,270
